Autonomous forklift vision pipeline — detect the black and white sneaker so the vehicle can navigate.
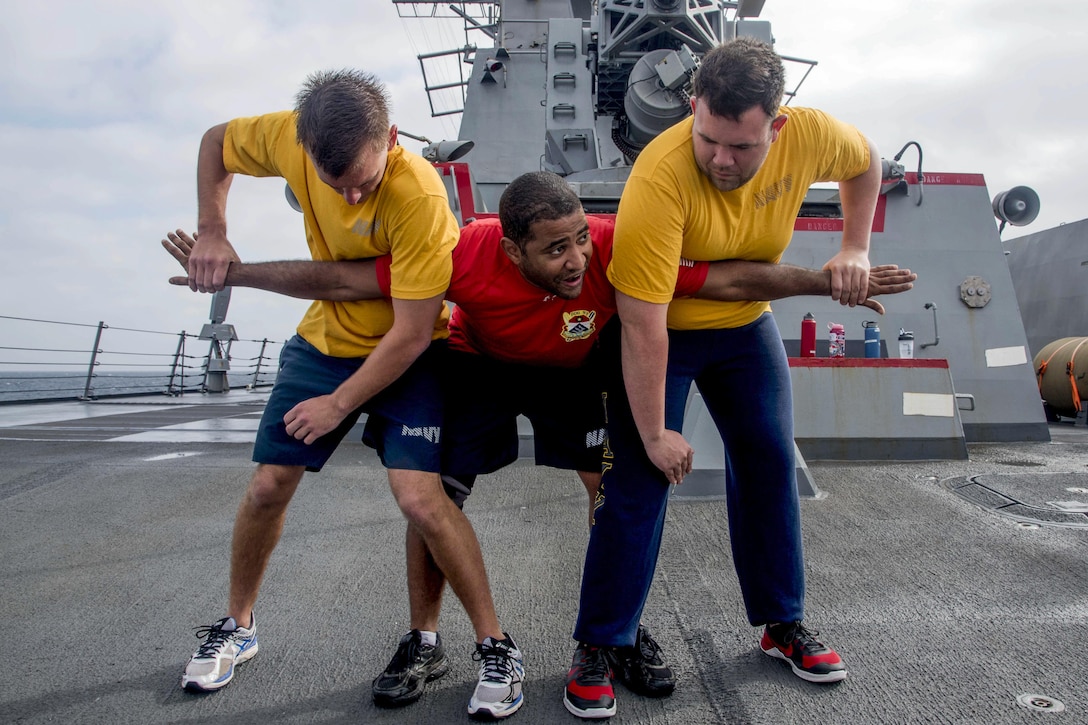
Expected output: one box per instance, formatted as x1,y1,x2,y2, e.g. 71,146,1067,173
607,624,675,697
372,629,450,707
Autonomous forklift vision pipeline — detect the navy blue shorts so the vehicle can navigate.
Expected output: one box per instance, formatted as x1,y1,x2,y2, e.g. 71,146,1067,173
440,345,608,481
252,335,445,472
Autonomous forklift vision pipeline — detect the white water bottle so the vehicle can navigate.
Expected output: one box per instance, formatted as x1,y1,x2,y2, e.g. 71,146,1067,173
898,328,915,359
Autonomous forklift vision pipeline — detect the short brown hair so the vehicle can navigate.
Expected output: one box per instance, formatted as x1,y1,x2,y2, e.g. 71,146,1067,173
294,69,391,177
692,37,785,120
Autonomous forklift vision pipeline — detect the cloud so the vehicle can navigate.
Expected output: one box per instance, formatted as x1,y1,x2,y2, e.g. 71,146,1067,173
0,1,457,354
769,0,1085,231
0,0,1083,363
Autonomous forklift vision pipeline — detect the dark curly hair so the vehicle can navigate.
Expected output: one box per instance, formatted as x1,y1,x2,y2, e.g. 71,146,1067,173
498,172,583,248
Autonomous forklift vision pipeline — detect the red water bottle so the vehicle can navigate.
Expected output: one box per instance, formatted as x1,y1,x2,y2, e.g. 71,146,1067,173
800,313,816,357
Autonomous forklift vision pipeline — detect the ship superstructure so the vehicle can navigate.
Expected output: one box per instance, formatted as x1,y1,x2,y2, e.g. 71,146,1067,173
396,0,815,212
394,0,1054,459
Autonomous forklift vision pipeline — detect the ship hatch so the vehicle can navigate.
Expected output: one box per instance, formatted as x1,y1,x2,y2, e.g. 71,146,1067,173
946,471,1088,528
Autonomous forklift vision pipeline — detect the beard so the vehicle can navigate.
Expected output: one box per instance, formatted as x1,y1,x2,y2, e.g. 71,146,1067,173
699,161,756,192
549,270,587,299
522,266,587,299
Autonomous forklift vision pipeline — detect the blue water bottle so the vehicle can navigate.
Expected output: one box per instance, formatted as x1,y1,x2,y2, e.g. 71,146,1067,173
863,320,880,358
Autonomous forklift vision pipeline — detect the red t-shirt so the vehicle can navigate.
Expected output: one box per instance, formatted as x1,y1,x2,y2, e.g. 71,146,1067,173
377,216,707,368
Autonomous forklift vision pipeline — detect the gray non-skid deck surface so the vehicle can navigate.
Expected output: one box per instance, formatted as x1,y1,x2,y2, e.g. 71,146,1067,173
1,405,1086,724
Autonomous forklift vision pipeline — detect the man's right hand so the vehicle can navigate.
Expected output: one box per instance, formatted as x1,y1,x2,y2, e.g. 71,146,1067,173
859,264,917,315
162,229,199,286
644,430,694,485
187,230,240,293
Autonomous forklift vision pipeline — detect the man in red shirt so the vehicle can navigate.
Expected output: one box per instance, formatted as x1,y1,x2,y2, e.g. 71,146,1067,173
164,171,913,710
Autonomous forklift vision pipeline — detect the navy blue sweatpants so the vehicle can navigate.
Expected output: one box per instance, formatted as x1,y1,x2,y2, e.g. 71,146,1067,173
574,313,805,646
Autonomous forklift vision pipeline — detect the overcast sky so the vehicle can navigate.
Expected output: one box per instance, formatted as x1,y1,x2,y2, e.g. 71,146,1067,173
1,0,1083,358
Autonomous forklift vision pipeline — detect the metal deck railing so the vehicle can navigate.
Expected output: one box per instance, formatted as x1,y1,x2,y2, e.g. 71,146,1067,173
0,314,283,404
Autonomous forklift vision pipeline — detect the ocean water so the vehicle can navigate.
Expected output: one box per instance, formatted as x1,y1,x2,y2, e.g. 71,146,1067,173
0,317,285,404
0,371,275,404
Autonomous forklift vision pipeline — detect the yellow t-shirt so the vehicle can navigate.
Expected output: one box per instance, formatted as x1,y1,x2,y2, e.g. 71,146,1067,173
223,111,457,357
608,106,870,329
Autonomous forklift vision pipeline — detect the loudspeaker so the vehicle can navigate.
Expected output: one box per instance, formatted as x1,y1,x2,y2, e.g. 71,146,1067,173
423,140,475,163
992,186,1040,226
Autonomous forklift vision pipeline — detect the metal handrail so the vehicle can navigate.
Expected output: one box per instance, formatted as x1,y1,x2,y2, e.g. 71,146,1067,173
0,314,283,404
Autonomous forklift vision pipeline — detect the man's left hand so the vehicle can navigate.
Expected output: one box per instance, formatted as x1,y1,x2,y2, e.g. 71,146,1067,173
284,395,348,445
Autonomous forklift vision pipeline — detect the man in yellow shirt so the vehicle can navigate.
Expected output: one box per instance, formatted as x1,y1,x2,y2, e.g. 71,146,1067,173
564,38,882,718
179,69,523,720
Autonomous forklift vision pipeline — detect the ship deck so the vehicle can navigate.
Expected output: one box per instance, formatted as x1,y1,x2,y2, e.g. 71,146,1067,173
1,392,1086,724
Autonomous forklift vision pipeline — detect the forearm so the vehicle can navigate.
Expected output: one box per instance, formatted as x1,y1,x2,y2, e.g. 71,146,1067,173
326,295,443,413
696,261,831,301
227,260,382,300
693,261,914,315
616,292,670,446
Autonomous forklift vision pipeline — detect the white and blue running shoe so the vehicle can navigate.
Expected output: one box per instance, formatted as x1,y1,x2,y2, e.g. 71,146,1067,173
468,634,525,719
182,615,259,692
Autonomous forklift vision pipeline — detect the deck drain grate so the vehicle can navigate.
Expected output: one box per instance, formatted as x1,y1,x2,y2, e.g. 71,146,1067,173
1016,693,1065,712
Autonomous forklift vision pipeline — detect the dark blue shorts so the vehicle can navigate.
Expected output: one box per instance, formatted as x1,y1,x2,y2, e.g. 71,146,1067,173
440,345,608,481
252,335,444,472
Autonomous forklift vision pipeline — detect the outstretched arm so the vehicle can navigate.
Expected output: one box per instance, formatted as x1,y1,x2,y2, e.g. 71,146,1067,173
164,227,444,440
162,229,384,300
695,261,915,315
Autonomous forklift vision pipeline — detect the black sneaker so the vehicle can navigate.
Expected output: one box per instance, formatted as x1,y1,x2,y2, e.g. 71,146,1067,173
761,621,847,683
563,643,616,719
372,630,450,707
606,624,675,697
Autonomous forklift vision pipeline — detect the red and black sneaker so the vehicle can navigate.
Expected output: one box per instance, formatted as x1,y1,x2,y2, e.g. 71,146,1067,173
563,643,617,719
761,622,847,683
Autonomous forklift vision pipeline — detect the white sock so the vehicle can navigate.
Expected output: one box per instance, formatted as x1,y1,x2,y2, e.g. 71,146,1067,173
419,630,438,647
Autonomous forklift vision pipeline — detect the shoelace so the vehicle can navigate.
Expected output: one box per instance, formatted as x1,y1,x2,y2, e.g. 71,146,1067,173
577,646,612,681
776,623,824,653
475,642,514,683
192,618,235,658
387,635,424,671
636,629,665,665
